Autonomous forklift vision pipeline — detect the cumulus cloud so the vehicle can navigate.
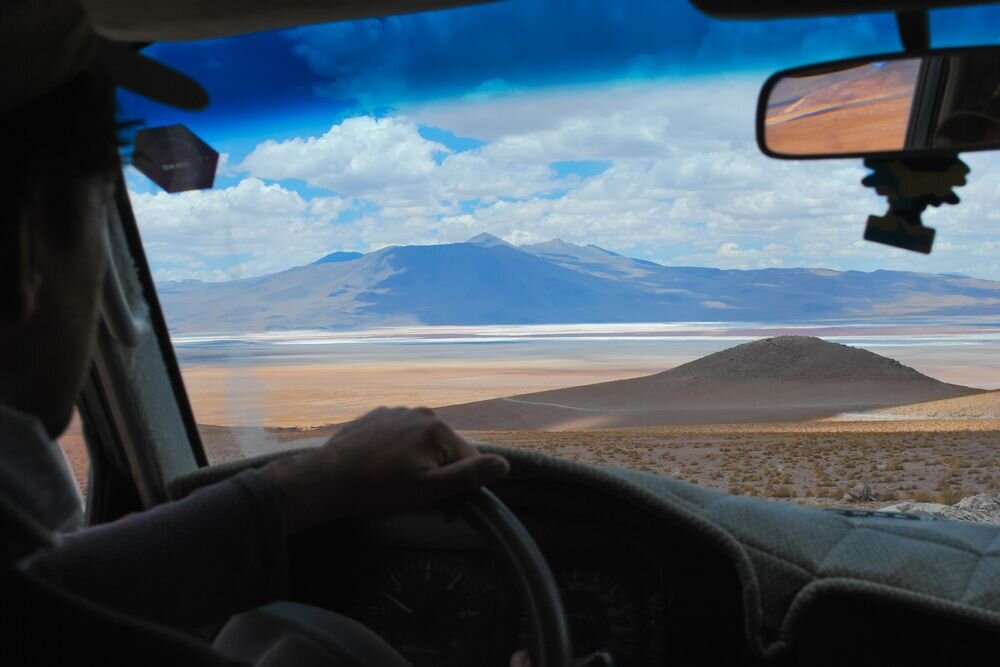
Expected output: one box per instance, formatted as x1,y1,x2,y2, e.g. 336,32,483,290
240,117,445,197
713,242,787,269
130,178,352,281
238,115,558,207
131,77,1000,283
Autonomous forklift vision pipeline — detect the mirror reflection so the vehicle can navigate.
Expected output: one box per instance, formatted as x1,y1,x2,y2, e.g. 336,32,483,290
762,49,1000,157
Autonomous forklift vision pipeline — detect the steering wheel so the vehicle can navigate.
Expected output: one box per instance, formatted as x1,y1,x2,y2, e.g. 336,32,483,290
215,487,574,667
458,487,573,667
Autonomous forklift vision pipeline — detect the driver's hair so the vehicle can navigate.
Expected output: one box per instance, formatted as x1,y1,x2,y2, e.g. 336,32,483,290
0,68,121,248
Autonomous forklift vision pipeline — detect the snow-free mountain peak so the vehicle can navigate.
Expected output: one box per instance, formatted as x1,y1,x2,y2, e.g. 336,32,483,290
466,232,514,248
521,238,658,281
521,238,584,254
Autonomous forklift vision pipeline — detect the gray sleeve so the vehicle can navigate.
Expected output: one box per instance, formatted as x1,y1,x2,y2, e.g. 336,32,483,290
26,469,289,629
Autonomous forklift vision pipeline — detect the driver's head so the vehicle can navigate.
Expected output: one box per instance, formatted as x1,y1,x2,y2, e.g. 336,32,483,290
0,1,120,438
0,0,207,439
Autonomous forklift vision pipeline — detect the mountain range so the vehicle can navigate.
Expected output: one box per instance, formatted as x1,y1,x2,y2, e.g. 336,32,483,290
157,234,1000,332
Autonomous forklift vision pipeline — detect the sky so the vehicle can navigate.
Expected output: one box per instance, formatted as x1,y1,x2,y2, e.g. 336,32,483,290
121,0,1000,283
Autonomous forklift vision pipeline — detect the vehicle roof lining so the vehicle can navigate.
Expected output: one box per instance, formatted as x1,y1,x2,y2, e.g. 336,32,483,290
691,0,999,19
82,0,494,42
80,0,1000,47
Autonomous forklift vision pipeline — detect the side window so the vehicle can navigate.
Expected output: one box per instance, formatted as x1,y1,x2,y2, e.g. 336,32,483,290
56,408,89,498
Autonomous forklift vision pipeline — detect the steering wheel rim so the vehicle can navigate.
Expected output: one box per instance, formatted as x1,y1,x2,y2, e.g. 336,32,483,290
457,487,573,667
214,486,572,667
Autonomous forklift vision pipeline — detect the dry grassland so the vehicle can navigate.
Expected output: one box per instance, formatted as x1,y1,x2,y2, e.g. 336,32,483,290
193,418,1000,509
462,420,1000,507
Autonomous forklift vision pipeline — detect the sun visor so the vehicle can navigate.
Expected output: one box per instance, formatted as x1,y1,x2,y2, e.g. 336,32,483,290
99,39,208,110
83,0,495,42
691,0,997,19
0,0,209,114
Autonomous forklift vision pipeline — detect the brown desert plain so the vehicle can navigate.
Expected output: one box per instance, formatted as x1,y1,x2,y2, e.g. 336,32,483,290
58,336,1000,508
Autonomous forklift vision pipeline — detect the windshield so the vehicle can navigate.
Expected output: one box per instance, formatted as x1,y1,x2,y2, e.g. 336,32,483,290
120,0,1000,512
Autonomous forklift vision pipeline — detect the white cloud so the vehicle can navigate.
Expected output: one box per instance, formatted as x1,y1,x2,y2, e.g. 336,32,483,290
713,242,787,269
240,116,446,198
130,178,353,281
238,115,558,208
404,76,762,145
132,77,1000,282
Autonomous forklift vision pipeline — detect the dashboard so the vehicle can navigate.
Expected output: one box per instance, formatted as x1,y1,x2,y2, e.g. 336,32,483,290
170,452,1000,665
288,480,749,666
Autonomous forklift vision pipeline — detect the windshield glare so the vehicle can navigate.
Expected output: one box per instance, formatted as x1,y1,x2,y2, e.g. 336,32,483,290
121,0,1000,515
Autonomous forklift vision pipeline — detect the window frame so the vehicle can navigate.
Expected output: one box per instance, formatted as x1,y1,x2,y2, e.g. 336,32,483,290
79,171,209,519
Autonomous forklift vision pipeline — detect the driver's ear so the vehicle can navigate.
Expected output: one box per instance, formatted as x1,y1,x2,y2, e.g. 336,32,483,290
0,209,45,324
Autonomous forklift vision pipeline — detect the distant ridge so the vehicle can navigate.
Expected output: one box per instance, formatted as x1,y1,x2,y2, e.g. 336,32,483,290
436,336,981,430
158,236,1000,333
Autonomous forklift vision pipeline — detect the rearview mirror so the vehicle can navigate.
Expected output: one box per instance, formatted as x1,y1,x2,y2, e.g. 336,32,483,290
758,46,1000,159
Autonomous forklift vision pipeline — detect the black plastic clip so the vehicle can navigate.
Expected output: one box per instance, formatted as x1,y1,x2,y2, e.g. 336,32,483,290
861,155,969,254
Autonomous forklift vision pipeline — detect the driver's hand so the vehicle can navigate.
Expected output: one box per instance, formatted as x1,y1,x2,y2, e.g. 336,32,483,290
261,407,510,534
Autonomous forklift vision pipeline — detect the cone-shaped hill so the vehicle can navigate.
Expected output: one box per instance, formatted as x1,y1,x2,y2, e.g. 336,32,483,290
436,336,981,430
663,336,937,382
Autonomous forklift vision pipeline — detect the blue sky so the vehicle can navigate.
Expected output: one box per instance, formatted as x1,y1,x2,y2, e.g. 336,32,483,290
123,1,1000,282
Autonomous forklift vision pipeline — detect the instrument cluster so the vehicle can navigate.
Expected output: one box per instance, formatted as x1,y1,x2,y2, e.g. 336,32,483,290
338,528,668,665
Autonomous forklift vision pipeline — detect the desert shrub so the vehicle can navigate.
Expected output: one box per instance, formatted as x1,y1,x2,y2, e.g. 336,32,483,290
937,489,966,505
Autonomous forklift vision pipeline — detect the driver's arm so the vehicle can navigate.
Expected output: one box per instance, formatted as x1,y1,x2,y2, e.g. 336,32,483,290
27,408,508,629
28,466,290,629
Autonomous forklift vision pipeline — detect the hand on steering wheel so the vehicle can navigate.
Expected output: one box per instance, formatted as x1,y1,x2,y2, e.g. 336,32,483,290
261,406,510,533
259,407,574,667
